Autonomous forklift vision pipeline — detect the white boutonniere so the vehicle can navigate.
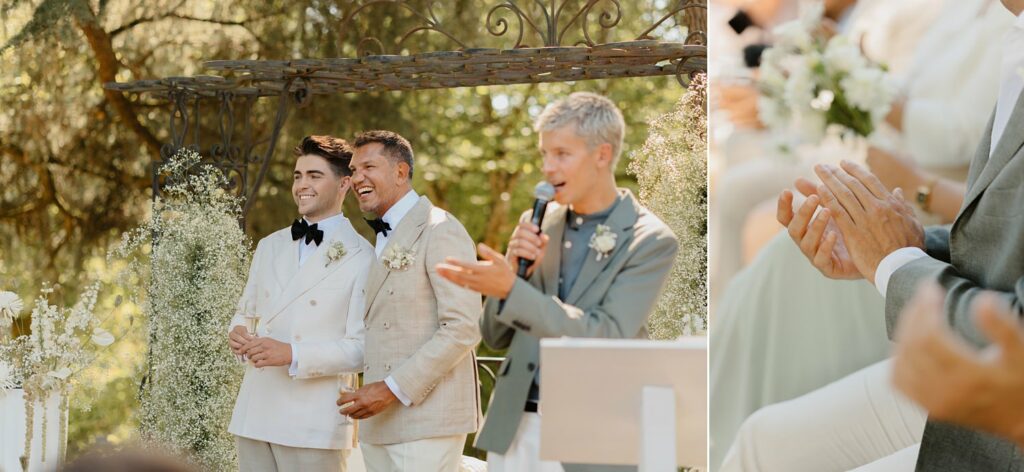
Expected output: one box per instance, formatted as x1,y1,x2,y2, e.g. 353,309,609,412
589,224,617,261
382,245,415,271
325,241,347,267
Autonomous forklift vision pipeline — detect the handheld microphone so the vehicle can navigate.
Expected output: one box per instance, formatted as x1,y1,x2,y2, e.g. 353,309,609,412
517,181,556,278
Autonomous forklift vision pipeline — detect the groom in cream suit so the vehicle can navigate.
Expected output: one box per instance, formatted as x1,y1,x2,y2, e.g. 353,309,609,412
437,93,679,471
228,135,375,472
337,130,481,472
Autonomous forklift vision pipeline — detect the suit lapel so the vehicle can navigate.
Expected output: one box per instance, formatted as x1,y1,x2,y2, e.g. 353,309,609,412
265,218,364,325
539,204,567,296
961,91,1024,215
363,197,432,319
565,191,640,305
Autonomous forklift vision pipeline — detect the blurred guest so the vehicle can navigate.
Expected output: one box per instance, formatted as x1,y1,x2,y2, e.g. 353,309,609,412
892,283,1024,450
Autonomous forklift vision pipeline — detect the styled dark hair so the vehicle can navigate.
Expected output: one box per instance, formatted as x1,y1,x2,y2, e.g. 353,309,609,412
353,130,415,178
293,135,353,177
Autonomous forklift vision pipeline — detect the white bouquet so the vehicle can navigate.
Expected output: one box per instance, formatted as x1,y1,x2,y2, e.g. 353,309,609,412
758,2,897,143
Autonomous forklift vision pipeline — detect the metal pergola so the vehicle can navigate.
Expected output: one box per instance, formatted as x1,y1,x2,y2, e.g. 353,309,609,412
103,0,707,218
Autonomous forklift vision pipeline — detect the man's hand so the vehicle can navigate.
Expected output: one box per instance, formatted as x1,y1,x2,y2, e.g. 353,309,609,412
240,337,292,368
892,284,1024,449
229,325,254,356
505,221,550,279
777,182,860,280
813,160,925,282
337,381,398,420
436,243,517,299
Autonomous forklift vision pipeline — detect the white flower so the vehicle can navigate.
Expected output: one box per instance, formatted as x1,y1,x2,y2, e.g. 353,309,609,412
810,89,835,111
589,225,618,261
47,367,73,380
382,245,415,271
325,241,347,267
783,64,817,111
758,95,789,130
0,291,23,327
840,67,896,114
0,361,15,391
823,35,866,74
91,328,115,347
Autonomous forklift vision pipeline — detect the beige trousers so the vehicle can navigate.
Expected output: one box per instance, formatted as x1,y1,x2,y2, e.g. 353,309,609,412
719,359,927,472
236,436,351,472
360,434,465,472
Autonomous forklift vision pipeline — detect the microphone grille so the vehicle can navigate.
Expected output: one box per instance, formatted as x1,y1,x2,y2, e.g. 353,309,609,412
534,181,556,201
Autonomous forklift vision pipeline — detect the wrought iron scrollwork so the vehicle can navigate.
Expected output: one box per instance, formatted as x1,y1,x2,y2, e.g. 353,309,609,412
486,0,623,48
337,1,467,56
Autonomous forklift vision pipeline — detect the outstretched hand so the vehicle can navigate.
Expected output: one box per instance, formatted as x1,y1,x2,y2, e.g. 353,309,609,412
436,243,517,299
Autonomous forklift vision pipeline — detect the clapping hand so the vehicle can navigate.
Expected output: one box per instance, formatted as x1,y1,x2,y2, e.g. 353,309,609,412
892,283,1024,448
813,160,924,282
777,177,860,280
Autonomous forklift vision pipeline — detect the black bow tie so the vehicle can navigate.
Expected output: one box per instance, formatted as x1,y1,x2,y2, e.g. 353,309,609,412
291,219,324,246
365,218,392,237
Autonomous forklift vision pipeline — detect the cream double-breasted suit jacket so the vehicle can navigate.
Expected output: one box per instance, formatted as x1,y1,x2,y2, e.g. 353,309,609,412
229,216,374,450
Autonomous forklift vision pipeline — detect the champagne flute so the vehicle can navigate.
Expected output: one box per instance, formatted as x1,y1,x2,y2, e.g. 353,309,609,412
240,302,261,363
337,374,356,425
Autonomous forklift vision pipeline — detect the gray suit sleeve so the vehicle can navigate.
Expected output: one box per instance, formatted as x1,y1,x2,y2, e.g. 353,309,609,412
494,233,678,339
885,226,1024,346
480,211,532,350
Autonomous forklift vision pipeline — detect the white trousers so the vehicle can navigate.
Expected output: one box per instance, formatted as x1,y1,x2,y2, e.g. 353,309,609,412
719,359,927,472
236,436,350,472
487,413,565,472
361,434,465,472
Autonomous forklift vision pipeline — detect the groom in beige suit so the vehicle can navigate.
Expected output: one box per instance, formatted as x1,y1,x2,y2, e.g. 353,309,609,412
337,130,482,472
438,93,679,471
228,136,375,471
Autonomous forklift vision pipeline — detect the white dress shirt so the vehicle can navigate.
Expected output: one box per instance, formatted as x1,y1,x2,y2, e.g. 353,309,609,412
875,9,1024,298
371,189,420,405
290,212,349,375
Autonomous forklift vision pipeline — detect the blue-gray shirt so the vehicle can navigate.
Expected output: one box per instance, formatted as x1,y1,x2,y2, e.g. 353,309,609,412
527,198,617,402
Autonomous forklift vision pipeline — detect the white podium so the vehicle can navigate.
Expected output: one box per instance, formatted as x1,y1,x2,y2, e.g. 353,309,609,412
539,337,707,471
1,390,65,472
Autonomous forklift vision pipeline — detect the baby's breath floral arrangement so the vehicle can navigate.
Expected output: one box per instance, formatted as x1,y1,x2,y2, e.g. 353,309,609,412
0,282,116,466
113,148,249,470
629,73,708,339
382,245,415,271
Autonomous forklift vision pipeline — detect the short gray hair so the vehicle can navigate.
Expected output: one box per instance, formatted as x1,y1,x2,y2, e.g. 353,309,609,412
534,92,626,168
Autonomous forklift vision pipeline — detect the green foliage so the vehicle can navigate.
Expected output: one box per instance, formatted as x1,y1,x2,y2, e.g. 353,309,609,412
629,74,708,338
0,0,695,454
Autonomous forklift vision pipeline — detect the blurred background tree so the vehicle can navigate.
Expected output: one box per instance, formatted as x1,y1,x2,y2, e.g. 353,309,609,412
0,0,697,457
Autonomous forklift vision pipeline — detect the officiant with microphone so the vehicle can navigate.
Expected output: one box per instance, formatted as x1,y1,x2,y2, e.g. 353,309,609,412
437,92,679,471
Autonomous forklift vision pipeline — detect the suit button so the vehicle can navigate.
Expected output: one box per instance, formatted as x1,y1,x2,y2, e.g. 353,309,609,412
294,335,302,342
310,299,317,306
266,328,273,334
527,362,536,371
385,363,391,371
388,289,394,295
364,365,370,372
383,321,390,329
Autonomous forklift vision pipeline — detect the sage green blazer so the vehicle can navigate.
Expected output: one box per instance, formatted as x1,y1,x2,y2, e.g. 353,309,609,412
474,189,679,471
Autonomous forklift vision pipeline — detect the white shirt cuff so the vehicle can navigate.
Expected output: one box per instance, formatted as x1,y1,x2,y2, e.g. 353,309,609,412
874,247,928,298
384,375,412,406
288,344,299,377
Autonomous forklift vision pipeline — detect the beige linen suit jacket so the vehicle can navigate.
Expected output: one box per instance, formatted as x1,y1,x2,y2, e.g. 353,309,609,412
228,217,374,450
359,196,483,445
475,189,679,472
